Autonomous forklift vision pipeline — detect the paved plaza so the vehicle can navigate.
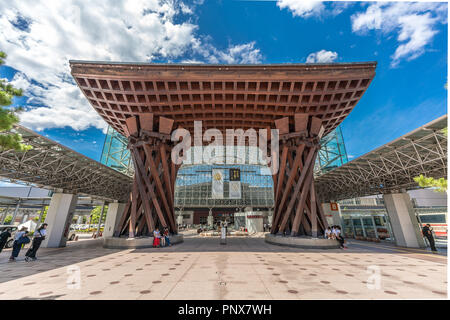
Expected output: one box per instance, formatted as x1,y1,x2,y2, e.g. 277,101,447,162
0,231,447,300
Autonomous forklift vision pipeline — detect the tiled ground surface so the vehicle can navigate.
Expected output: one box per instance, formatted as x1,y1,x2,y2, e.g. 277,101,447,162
0,231,447,300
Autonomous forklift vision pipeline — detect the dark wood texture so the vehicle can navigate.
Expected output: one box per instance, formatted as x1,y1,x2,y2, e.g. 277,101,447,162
70,62,376,238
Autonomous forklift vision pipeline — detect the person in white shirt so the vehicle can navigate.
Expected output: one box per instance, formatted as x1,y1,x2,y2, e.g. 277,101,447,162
324,227,332,239
335,226,346,249
330,226,337,239
334,227,341,237
25,223,48,261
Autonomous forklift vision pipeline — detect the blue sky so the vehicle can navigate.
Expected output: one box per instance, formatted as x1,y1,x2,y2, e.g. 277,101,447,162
0,0,447,163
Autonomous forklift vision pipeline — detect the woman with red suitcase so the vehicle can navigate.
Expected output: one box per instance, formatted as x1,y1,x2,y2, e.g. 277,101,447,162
153,228,161,248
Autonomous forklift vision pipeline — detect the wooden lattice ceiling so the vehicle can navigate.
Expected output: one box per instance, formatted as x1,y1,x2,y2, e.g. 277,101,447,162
70,61,376,137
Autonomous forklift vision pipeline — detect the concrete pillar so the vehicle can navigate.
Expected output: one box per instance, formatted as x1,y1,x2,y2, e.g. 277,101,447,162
104,202,126,238
10,200,21,225
42,193,78,248
383,192,425,248
21,213,29,223
322,202,342,227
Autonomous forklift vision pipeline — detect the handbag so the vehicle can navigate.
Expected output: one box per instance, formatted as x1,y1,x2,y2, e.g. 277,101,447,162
17,235,31,245
37,229,46,240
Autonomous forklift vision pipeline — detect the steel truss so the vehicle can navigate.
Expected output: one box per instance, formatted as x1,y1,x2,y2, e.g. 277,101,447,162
0,125,132,202
315,115,447,202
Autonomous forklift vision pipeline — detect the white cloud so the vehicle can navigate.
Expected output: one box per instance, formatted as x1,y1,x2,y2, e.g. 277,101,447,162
277,0,354,18
306,49,338,63
0,0,262,132
351,2,447,67
209,42,262,64
277,0,324,18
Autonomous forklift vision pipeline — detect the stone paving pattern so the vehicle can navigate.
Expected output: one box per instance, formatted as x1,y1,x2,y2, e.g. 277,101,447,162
0,231,447,300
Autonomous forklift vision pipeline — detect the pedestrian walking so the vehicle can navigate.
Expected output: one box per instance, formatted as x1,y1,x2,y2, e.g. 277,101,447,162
422,224,438,253
25,223,48,261
0,228,12,253
9,227,30,261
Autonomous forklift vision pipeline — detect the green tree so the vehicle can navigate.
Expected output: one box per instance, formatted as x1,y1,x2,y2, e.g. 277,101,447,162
0,51,31,151
89,205,108,224
3,214,12,224
33,206,48,223
414,174,447,193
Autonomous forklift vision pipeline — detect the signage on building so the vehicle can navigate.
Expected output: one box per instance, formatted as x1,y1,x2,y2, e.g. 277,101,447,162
229,181,241,199
247,215,263,219
229,168,240,181
211,169,224,199
229,168,241,199
330,202,339,211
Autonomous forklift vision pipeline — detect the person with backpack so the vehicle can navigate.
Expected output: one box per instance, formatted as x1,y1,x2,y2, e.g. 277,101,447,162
25,223,48,261
0,228,12,253
9,227,30,261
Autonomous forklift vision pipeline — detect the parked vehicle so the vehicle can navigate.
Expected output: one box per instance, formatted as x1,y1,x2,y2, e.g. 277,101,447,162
0,225,18,248
67,226,78,241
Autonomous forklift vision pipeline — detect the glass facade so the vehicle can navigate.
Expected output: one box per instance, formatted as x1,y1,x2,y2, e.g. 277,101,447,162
100,126,133,176
175,164,274,208
315,126,348,176
341,214,393,240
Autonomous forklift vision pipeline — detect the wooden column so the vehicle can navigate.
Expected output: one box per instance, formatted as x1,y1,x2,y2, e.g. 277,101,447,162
115,113,178,237
270,114,328,237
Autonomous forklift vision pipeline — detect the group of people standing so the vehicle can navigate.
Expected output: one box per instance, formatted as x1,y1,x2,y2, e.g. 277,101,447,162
325,225,346,249
152,227,171,248
0,223,48,262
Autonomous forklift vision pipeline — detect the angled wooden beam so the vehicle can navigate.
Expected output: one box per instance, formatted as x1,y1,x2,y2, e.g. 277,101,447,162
128,181,138,237
159,144,174,207
310,179,318,237
271,144,305,231
143,144,176,231
275,145,289,203
132,147,167,228
131,154,155,232
286,166,313,234
276,147,317,233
